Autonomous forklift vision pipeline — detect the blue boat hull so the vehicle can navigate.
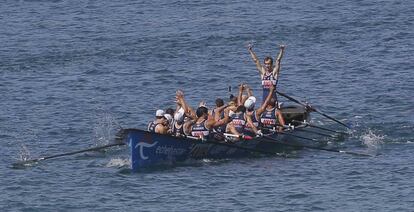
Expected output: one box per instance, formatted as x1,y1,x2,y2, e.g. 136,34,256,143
120,105,324,171
123,129,307,172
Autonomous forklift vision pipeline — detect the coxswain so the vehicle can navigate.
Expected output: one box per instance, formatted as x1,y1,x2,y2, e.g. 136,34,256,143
248,43,285,103
147,109,169,134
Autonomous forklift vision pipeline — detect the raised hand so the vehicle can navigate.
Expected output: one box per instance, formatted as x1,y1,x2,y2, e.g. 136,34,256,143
198,100,207,108
247,43,253,51
239,83,245,91
176,89,184,98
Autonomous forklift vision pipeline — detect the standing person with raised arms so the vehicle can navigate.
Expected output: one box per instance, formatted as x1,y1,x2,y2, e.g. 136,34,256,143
247,43,286,104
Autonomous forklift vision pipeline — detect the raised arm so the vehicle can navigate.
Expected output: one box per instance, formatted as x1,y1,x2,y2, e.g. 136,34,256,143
245,113,258,134
272,45,285,78
237,84,244,106
213,104,227,121
248,44,265,75
207,106,230,129
244,85,253,97
176,90,196,120
256,85,275,116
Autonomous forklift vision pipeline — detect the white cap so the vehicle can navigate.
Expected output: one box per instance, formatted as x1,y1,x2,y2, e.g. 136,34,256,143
244,96,256,110
174,108,185,123
164,114,172,123
156,109,165,117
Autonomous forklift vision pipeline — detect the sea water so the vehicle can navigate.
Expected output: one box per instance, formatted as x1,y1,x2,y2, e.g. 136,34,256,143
1,0,413,211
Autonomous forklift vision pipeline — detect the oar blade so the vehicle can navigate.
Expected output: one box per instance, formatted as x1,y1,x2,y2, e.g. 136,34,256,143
11,158,44,169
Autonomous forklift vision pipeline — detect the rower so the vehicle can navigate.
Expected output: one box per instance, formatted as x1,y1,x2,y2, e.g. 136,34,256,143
211,98,226,134
175,90,229,139
172,107,185,137
147,109,169,134
244,84,276,136
248,43,285,104
164,113,173,132
226,105,258,139
191,104,231,139
260,96,286,134
190,106,212,138
165,107,175,130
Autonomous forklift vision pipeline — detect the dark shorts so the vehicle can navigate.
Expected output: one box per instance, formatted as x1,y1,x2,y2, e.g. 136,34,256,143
262,89,277,103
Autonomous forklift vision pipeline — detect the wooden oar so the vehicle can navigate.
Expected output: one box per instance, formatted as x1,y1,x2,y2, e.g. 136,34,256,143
276,90,351,129
278,130,320,142
292,120,348,135
261,136,372,157
13,142,126,166
270,125,321,142
291,127,337,138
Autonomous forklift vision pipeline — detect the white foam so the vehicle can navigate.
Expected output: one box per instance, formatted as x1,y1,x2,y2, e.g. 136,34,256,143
93,112,122,145
202,159,213,163
18,144,31,161
360,129,384,151
106,158,130,168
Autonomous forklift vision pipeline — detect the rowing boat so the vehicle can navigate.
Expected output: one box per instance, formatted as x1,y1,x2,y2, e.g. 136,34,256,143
117,105,326,171
11,94,358,169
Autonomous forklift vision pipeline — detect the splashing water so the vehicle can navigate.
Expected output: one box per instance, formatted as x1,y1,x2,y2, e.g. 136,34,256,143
93,112,122,146
11,129,39,162
360,129,385,153
106,158,130,168
18,144,31,161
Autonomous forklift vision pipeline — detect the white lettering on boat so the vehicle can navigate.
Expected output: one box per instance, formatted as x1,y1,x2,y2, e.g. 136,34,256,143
135,141,186,160
135,141,158,160
155,146,186,156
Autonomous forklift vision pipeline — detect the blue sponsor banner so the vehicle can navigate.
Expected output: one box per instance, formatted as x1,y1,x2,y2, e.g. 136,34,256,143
128,130,192,171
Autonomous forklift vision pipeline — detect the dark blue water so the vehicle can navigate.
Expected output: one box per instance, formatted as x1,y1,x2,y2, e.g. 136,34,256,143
1,0,413,211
